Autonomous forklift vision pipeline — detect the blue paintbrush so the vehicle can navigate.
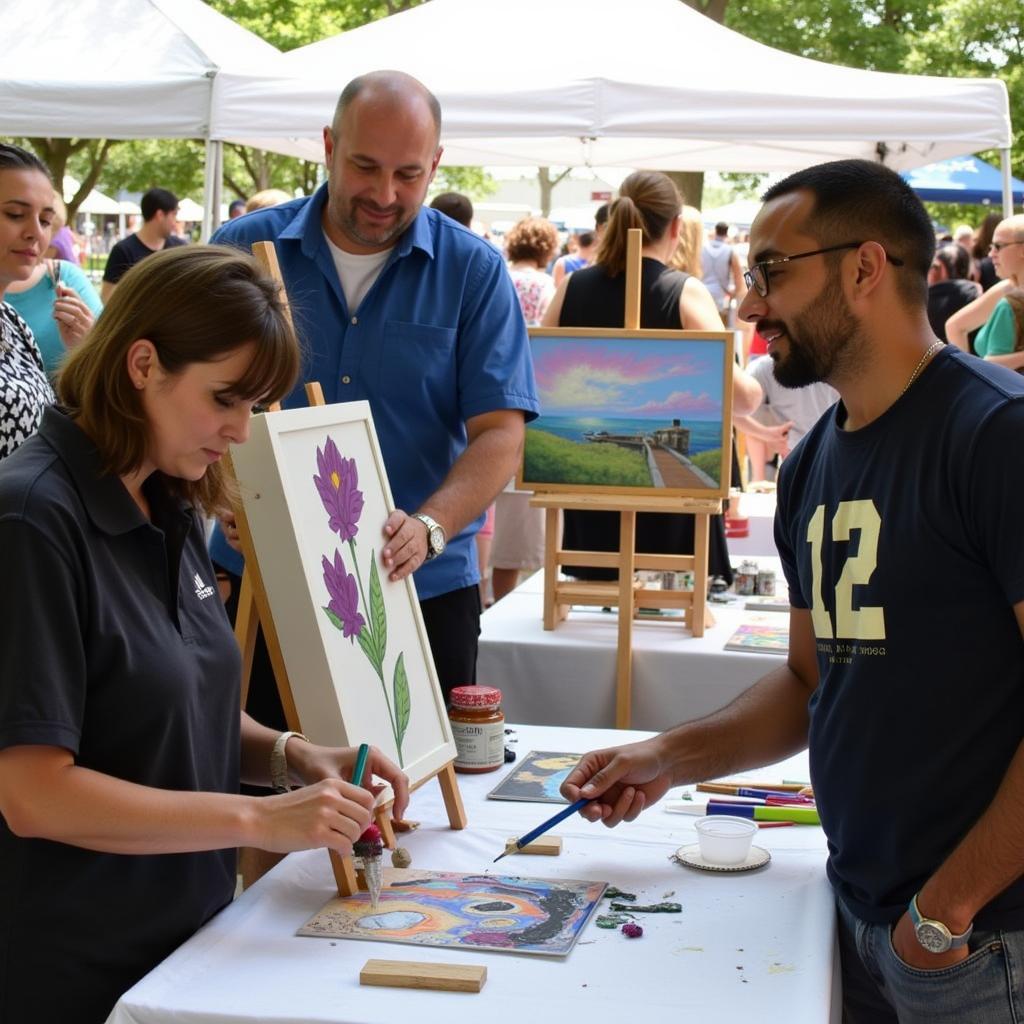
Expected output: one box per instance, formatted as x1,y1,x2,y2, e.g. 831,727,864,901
493,797,591,862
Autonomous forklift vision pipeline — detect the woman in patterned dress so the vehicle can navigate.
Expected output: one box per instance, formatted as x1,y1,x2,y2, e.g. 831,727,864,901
0,143,58,459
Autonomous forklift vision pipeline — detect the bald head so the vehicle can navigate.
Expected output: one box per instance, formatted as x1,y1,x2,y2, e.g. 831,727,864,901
998,214,1024,239
332,70,441,143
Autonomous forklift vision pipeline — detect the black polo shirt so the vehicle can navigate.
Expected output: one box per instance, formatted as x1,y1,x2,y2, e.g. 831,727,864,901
0,407,241,1023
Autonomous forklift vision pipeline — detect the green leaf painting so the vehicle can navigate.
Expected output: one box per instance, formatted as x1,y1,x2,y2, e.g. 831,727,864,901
368,554,387,666
393,653,410,752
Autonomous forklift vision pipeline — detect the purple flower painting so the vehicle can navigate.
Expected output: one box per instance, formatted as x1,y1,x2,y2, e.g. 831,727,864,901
321,552,365,641
314,436,364,541
315,434,410,767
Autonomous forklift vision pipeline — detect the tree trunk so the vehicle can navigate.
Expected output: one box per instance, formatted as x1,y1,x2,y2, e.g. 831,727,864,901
27,137,120,221
537,166,572,218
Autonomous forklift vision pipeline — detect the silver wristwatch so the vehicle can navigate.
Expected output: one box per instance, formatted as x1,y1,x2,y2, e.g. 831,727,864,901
908,893,973,954
412,513,446,560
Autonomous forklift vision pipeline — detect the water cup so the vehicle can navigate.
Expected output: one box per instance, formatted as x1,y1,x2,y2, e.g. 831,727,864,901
694,815,757,865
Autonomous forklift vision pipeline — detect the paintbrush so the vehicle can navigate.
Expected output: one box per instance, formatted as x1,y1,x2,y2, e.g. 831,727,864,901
494,797,590,862
350,743,384,908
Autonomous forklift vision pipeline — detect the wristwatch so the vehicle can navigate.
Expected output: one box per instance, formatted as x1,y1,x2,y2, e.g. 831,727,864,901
908,893,973,954
412,513,446,560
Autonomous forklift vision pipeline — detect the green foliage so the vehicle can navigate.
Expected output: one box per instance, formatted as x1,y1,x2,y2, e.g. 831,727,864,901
689,448,723,482
524,431,653,487
433,166,498,201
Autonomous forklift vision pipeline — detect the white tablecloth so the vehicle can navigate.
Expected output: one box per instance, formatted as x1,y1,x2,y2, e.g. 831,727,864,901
107,724,837,1024
479,568,788,731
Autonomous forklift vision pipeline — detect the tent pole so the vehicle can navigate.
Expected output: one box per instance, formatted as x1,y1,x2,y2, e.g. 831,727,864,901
201,139,224,242
1000,149,1014,215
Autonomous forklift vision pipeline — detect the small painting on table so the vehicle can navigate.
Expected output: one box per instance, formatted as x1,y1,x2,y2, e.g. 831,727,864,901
298,869,607,957
487,751,583,803
519,328,734,500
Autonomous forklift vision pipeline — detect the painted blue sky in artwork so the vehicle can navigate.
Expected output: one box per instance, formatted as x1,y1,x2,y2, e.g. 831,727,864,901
531,336,725,421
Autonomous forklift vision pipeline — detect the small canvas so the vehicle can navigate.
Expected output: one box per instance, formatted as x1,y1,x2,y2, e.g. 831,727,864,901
230,402,456,787
298,869,607,957
519,328,734,500
487,751,583,803
723,617,790,654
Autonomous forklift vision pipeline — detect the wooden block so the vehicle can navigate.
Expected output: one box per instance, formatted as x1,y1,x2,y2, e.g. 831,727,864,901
505,834,563,856
360,959,487,993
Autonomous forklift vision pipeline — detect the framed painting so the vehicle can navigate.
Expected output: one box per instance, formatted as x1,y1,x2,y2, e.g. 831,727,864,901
518,328,735,500
230,401,456,787
298,869,607,957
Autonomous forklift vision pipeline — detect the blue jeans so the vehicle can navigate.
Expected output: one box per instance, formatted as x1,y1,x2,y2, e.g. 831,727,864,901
837,898,1024,1022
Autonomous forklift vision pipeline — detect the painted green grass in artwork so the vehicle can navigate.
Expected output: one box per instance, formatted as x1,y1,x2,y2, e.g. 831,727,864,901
690,448,723,483
524,430,653,487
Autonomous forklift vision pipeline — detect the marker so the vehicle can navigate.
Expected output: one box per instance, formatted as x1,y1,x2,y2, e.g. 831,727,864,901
757,821,796,829
705,801,819,825
736,787,815,803
494,798,590,862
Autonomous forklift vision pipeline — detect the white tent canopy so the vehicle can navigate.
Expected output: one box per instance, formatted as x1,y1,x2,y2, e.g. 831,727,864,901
220,0,1012,181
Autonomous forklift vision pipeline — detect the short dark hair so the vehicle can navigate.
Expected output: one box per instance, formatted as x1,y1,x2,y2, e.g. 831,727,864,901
594,203,610,227
228,198,247,216
141,187,179,221
934,243,971,280
577,231,595,248
333,70,441,142
430,191,473,227
763,159,934,305
715,221,729,237
0,142,51,181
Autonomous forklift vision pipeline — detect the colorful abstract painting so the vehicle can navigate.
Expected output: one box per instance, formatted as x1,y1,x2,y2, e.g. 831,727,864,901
520,329,733,499
487,751,582,804
298,869,606,957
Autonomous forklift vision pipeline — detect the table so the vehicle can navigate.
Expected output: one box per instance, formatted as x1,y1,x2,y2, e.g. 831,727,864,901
479,569,787,730
107,724,838,1024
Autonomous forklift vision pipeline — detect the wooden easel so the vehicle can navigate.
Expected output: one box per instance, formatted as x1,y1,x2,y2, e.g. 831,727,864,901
228,241,466,898
530,229,725,729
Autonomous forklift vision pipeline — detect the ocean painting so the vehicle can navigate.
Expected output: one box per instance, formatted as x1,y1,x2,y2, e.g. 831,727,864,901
521,331,732,498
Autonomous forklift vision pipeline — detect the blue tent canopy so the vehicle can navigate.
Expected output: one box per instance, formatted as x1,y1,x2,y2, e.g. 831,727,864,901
902,156,1024,205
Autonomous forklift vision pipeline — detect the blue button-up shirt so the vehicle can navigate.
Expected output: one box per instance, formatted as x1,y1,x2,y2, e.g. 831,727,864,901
209,185,539,600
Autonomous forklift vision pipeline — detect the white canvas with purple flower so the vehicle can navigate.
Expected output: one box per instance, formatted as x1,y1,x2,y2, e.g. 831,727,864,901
230,401,456,789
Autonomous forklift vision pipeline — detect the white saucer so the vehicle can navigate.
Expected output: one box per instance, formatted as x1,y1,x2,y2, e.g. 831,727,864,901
674,843,771,873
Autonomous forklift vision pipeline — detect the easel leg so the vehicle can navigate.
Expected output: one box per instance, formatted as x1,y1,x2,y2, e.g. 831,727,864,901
235,572,258,708
691,513,709,638
437,761,468,830
615,511,637,729
375,805,396,849
330,848,360,897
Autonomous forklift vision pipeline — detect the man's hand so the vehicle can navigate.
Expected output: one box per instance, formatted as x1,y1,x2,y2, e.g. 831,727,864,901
890,910,969,971
560,737,675,827
381,510,429,582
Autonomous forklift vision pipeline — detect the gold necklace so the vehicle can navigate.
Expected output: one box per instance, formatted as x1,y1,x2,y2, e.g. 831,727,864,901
899,340,943,397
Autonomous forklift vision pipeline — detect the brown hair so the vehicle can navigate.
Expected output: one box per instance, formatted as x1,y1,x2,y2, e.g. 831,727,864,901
505,216,559,267
58,245,300,513
595,171,681,275
670,205,704,276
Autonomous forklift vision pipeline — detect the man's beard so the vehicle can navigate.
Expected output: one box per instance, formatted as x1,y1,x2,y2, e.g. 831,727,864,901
339,197,413,249
769,273,861,389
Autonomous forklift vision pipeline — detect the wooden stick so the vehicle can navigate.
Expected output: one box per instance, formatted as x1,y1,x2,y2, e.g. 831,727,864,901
360,960,487,993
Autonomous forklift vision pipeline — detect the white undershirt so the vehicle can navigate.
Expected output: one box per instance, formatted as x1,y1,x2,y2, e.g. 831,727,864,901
324,231,393,313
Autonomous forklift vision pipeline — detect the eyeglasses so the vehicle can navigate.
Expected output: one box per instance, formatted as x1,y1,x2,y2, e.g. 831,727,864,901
744,241,905,298
990,240,1024,253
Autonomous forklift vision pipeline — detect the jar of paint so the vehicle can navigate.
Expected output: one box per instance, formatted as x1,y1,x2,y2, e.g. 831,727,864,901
449,686,505,773
756,568,776,596
735,560,758,596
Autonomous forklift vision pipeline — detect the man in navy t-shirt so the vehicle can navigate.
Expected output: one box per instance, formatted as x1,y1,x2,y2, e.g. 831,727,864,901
560,159,1024,1022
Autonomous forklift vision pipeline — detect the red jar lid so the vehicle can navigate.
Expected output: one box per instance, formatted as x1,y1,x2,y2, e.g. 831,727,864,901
450,685,502,708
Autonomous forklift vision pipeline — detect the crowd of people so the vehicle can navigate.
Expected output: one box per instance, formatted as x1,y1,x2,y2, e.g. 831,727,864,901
1,67,1024,1022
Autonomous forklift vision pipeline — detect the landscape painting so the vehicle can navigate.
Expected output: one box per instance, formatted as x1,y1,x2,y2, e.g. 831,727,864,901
520,329,734,500
298,869,606,957
487,751,582,803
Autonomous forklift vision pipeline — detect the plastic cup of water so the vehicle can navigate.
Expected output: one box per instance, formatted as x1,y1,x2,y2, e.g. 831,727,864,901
694,815,757,865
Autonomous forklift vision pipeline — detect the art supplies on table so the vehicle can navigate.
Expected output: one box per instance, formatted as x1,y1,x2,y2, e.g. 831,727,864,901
673,844,771,873
486,750,582,803
298,869,607,957
723,620,789,654
494,798,590,862
743,595,790,613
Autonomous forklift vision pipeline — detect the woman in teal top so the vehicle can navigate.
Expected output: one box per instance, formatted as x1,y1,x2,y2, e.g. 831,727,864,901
5,257,102,374
973,296,1018,358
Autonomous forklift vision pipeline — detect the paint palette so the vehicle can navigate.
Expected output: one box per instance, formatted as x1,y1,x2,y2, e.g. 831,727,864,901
673,843,771,873
486,751,582,803
298,868,607,957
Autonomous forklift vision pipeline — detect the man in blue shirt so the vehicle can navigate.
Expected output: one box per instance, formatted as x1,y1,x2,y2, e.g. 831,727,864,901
211,70,538,705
